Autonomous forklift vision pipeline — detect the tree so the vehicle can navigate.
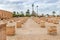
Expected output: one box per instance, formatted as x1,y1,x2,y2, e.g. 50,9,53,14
41,14,44,17
13,11,16,14
16,12,20,17
20,11,24,17
13,11,16,17
57,15,60,17
52,11,56,17
32,3,34,11
36,5,38,16
26,9,30,17
46,14,49,17
17,12,19,14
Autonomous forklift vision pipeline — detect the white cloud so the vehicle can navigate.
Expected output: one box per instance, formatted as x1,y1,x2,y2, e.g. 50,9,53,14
6,0,20,2
0,0,60,14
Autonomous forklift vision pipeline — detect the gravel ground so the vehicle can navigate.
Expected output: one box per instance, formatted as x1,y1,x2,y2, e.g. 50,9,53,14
7,18,60,40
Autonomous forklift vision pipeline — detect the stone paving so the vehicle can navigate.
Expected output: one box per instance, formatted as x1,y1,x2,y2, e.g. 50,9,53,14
7,18,60,40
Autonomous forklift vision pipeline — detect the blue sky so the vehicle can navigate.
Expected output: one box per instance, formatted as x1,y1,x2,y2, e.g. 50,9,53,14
0,0,60,15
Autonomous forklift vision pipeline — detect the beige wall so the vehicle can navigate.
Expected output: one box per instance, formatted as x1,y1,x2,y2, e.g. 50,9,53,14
0,10,13,19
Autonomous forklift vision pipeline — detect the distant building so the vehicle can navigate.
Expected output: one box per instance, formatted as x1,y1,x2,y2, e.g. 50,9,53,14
0,10,13,19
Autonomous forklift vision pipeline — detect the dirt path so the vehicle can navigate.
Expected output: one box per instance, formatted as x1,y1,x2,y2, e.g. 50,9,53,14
16,18,47,35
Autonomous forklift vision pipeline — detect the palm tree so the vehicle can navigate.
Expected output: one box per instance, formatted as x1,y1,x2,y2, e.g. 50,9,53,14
17,12,20,17
13,11,16,14
32,3,35,16
36,5,38,16
32,3,34,11
21,11,24,17
13,11,16,17
26,9,30,17
47,14,49,17
41,14,44,17
52,11,56,17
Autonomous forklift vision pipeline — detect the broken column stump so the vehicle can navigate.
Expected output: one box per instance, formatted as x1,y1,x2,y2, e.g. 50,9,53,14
0,23,6,40
16,21,22,28
6,21,16,36
40,21,45,28
53,19,59,24
48,26,57,35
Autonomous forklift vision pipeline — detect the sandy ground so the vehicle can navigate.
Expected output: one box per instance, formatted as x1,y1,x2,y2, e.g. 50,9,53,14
7,18,60,40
